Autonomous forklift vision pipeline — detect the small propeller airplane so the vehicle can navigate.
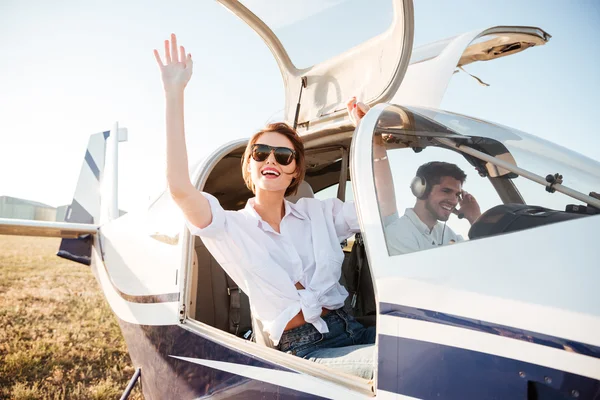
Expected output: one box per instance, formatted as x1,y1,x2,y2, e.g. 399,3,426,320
2,1,599,399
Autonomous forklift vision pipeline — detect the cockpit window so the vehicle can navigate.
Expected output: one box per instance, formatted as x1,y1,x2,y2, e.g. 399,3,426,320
370,105,600,256
406,106,600,212
239,0,393,68
375,144,502,255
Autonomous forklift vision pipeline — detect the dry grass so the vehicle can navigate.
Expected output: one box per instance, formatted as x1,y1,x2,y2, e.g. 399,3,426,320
0,235,143,399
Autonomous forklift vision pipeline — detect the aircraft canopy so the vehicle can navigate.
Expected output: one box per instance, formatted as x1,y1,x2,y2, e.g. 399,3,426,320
218,0,414,132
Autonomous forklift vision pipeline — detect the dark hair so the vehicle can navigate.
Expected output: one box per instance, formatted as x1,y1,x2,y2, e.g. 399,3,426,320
241,122,306,197
416,161,467,197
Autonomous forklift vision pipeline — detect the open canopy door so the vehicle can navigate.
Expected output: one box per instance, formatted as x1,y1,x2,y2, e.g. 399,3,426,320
391,26,551,108
218,0,414,133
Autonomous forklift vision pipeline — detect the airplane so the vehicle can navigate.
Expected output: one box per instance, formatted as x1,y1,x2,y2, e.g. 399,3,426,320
2,0,600,399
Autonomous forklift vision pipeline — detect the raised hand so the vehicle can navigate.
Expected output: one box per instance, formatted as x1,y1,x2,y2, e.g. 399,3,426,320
154,33,193,93
346,97,369,126
459,191,481,225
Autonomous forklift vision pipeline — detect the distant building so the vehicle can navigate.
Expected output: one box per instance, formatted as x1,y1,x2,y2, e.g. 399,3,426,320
55,205,69,222
0,196,56,221
0,196,129,223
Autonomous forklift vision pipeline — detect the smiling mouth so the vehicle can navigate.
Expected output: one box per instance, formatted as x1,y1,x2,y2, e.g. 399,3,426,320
261,170,280,177
440,204,454,212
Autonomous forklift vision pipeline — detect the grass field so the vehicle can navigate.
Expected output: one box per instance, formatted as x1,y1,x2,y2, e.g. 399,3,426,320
0,235,143,399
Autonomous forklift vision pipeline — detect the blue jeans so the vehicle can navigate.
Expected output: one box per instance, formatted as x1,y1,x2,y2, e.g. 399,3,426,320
277,309,376,379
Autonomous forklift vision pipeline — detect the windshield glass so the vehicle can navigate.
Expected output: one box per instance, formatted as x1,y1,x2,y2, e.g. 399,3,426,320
407,107,600,211
240,0,393,68
371,105,600,257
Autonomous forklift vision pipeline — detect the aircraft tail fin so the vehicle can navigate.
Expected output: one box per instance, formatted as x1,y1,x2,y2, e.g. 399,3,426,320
58,124,127,265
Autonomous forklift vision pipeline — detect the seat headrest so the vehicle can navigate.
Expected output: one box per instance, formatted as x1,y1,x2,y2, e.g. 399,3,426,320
286,181,314,203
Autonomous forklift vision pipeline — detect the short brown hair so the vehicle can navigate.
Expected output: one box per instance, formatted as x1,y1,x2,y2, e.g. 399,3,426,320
241,122,306,197
416,161,467,198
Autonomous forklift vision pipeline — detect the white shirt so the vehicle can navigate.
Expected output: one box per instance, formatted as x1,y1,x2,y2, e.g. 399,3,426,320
186,193,360,345
384,208,463,255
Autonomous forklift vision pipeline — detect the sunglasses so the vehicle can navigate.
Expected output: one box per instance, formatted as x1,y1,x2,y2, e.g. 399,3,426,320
251,144,297,166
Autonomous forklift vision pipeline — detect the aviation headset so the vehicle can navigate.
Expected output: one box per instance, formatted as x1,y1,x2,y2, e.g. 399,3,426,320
410,175,429,200
410,162,435,200
411,162,466,243
409,162,465,201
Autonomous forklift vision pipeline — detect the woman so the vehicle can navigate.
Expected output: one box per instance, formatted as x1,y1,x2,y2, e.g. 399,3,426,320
154,34,385,379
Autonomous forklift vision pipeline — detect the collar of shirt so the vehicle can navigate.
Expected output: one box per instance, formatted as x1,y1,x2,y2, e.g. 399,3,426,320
244,198,307,233
404,208,441,236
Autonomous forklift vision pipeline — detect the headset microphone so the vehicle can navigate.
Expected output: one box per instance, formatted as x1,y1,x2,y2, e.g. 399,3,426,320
441,208,463,246
452,208,465,219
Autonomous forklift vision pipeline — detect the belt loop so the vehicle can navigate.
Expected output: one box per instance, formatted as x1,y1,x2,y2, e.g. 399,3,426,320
335,308,348,322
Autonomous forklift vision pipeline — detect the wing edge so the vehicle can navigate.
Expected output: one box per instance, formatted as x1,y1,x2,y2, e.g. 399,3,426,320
0,218,98,239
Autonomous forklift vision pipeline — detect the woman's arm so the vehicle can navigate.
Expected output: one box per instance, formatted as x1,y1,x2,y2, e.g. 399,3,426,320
372,134,397,218
347,98,397,218
154,34,212,229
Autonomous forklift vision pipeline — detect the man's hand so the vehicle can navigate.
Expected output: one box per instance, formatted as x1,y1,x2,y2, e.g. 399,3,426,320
459,191,481,225
154,33,193,93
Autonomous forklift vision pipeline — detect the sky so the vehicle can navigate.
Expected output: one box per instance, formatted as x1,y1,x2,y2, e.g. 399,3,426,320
1,0,599,213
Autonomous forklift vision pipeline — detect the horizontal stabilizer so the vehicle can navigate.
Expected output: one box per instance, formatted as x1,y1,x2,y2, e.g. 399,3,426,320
0,218,98,239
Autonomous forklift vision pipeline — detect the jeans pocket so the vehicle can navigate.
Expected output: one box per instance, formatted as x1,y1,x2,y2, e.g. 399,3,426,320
279,326,322,353
292,333,325,358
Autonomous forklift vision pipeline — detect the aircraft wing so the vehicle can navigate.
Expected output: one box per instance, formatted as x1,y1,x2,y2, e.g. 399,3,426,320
0,218,98,239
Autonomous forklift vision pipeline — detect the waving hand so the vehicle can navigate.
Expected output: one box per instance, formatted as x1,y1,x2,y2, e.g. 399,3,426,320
154,33,193,92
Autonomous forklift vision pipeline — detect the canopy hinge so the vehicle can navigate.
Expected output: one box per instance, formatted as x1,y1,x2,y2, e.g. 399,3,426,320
179,303,186,323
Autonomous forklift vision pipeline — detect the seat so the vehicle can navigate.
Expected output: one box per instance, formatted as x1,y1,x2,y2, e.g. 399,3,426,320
341,233,377,327
285,180,315,203
192,238,252,337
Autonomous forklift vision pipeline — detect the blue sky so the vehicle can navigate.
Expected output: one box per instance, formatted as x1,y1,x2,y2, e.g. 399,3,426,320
1,0,598,211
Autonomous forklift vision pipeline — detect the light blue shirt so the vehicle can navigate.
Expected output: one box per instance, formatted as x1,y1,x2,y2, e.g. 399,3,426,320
384,208,463,255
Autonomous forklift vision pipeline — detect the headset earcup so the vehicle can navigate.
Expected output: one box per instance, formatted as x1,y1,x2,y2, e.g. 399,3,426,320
410,176,427,199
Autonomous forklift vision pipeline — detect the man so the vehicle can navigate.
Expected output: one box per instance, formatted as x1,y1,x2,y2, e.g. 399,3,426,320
384,162,481,255
346,98,481,255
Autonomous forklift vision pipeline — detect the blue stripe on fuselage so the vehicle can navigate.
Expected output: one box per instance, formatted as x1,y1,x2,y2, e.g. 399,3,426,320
378,334,600,399
380,302,600,359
